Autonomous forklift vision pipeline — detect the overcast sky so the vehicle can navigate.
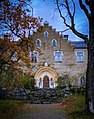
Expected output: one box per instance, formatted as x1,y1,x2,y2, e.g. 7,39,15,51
32,0,89,41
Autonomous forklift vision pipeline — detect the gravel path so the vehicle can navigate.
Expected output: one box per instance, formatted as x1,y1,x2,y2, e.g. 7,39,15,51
13,104,68,119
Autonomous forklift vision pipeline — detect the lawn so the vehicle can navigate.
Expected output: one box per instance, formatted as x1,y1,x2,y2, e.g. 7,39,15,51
0,100,24,119
61,94,94,119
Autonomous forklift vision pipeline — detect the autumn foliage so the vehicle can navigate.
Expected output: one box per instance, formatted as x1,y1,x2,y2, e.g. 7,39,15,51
0,0,43,88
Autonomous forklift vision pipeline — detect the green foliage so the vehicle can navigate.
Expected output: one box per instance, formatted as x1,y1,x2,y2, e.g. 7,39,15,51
62,95,94,119
0,72,15,89
57,76,63,87
70,87,86,95
0,100,24,119
23,75,35,91
14,74,35,91
57,74,70,88
0,72,35,91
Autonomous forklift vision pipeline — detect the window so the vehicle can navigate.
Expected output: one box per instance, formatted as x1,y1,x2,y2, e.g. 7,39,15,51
44,31,48,38
80,76,86,86
30,51,38,63
11,53,17,61
36,39,41,47
54,51,63,62
76,51,84,62
52,39,57,47
39,78,42,88
50,78,54,88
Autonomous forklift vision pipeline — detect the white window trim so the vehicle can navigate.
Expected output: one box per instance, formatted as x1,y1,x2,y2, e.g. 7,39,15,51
75,51,84,62
54,51,63,62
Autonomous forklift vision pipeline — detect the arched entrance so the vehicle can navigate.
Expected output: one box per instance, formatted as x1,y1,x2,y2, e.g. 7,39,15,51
43,76,49,88
34,66,58,88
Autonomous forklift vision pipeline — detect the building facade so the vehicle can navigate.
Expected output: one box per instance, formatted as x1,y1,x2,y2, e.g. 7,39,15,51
30,21,87,88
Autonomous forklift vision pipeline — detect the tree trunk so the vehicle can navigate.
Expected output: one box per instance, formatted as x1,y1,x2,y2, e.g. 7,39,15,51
86,0,94,113
86,41,94,113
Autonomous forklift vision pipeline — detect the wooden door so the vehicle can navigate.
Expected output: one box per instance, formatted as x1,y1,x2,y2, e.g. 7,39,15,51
43,76,49,88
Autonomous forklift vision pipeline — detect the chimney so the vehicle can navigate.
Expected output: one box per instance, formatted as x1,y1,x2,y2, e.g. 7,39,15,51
64,35,68,40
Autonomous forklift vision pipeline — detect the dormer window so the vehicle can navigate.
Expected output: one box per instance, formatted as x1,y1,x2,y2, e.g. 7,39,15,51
44,31,48,38
36,39,41,47
52,39,57,47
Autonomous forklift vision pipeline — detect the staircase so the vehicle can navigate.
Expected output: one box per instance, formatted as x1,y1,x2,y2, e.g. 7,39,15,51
28,88,65,104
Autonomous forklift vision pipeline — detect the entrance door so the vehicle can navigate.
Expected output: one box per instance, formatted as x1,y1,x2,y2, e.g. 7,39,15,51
43,76,49,88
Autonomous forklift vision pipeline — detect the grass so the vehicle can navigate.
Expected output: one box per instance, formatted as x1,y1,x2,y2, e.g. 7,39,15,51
0,100,24,119
61,94,94,119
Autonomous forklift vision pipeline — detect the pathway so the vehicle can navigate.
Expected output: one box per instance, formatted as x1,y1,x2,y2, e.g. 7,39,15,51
13,103,68,119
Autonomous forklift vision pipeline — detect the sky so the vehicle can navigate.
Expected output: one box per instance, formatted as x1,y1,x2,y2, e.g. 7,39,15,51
31,0,89,41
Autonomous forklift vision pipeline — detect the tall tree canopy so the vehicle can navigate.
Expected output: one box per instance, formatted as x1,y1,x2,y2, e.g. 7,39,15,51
0,0,43,86
55,0,94,113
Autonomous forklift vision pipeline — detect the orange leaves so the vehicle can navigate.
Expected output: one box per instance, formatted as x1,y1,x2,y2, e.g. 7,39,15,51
37,26,44,32
0,0,43,76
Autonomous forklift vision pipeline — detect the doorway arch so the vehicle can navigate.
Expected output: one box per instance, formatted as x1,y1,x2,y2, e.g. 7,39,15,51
34,66,58,88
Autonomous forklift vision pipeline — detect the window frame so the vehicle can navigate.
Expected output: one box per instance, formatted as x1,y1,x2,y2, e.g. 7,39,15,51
76,51,84,62
52,39,57,47
79,76,86,86
44,31,48,38
54,51,63,62
30,51,38,63
36,39,41,47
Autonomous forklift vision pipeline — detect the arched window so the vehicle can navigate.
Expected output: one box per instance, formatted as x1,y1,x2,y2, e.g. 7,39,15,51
36,39,41,47
52,39,57,47
80,76,86,86
44,31,48,38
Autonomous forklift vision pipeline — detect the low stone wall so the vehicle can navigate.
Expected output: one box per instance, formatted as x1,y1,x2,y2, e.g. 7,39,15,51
28,88,71,104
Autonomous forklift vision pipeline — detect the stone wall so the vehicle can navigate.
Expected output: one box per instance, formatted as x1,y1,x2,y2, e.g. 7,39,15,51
31,22,87,87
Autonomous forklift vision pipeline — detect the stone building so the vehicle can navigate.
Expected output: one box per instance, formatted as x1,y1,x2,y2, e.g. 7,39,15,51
30,21,87,89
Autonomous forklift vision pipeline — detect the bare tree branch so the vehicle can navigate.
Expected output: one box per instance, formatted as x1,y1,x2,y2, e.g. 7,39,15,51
56,0,70,28
79,0,90,20
56,0,89,44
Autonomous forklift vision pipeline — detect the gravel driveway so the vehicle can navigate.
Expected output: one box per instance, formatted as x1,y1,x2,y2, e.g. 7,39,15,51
13,104,68,119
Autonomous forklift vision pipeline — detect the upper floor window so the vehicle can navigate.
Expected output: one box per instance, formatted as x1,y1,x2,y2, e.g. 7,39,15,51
36,39,41,47
76,51,84,62
30,51,38,63
54,51,63,62
44,31,48,38
52,39,57,47
11,53,17,61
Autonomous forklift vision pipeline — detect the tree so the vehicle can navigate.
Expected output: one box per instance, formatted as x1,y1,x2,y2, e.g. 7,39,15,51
55,0,94,113
0,0,43,88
